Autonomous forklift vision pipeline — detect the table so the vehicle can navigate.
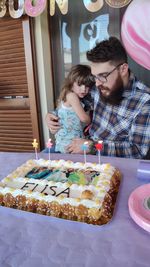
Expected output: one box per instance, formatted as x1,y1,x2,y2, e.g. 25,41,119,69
0,152,150,267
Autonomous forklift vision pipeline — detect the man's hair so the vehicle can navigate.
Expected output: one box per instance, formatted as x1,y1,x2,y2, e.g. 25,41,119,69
86,36,128,65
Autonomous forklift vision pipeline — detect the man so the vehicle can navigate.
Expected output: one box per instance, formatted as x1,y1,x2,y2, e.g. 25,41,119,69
46,37,150,159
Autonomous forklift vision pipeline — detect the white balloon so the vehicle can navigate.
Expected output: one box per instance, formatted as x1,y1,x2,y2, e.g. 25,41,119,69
83,0,104,12
0,0,6,18
50,0,68,16
9,0,24,18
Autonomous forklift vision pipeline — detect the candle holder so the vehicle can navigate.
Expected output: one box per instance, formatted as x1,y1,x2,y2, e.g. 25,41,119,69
32,139,38,160
46,138,53,162
95,140,103,165
81,141,89,164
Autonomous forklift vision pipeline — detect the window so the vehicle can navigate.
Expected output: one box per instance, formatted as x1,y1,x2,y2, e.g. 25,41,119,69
49,2,150,105
49,1,120,104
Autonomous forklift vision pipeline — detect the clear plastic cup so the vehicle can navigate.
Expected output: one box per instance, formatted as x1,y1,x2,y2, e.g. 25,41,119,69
137,160,150,182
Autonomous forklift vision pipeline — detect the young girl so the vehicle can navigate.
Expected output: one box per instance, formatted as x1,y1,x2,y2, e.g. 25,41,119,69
54,64,94,153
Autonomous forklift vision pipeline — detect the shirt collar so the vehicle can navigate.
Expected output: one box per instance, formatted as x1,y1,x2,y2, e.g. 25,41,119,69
122,71,136,98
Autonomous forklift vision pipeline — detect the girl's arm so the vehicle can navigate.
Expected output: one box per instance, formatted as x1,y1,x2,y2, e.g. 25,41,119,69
66,92,91,124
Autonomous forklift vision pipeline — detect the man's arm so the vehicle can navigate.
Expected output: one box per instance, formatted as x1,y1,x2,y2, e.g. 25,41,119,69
100,101,150,158
66,102,150,158
45,113,60,134
67,138,93,154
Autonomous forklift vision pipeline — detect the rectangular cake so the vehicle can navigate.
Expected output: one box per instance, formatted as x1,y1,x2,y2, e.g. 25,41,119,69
0,159,121,225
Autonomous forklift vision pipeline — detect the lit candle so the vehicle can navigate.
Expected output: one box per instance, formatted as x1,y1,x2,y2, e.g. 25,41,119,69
46,138,53,161
81,141,89,164
32,139,38,160
95,140,103,165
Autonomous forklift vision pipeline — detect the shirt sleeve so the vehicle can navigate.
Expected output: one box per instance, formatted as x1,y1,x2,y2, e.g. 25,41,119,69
102,100,150,159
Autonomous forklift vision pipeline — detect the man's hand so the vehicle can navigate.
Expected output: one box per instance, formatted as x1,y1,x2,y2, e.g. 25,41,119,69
66,138,92,154
45,113,60,134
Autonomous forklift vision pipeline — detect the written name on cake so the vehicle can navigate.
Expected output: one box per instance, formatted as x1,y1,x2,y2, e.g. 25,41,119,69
21,182,70,197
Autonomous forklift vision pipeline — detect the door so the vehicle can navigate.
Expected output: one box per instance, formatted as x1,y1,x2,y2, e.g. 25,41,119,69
0,14,41,152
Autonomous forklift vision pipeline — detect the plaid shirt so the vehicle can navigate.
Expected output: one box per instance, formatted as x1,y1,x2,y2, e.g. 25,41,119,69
84,72,150,159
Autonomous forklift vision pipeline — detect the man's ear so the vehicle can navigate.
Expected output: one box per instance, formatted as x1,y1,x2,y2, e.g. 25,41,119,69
120,63,129,77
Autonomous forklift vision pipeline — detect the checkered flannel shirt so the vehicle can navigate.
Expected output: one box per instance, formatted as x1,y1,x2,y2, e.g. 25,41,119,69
83,72,150,159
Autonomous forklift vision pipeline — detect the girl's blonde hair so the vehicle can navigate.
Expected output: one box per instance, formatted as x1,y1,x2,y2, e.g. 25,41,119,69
57,64,94,105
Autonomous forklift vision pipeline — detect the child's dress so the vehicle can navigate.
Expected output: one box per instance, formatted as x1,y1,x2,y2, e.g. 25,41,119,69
55,101,84,153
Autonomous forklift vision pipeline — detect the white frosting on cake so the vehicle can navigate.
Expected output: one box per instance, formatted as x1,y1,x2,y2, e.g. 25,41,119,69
0,186,101,208
0,159,121,225
1,159,116,201
2,177,109,199
0,159,118,211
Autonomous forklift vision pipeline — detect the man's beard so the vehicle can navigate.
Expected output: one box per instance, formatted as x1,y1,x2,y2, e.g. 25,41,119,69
99,76,124,105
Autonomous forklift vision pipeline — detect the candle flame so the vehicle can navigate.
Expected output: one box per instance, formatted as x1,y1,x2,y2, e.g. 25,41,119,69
84,141,88,145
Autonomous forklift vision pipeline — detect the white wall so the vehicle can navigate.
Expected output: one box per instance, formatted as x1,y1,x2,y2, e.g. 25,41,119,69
34,8,54,145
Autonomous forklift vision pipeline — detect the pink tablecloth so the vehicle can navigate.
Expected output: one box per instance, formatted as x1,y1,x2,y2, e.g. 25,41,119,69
0,152,149,267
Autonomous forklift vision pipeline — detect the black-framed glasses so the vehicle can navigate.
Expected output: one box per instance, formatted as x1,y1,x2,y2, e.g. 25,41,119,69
90,63,124,83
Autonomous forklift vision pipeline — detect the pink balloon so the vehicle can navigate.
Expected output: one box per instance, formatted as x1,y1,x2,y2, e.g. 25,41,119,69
121,0,150,70
24,0,46,17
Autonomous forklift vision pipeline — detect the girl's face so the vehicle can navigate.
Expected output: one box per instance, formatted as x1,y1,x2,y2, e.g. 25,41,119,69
72,82,90,98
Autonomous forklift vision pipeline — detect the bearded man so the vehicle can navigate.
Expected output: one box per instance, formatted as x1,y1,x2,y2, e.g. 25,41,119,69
46,37,150,159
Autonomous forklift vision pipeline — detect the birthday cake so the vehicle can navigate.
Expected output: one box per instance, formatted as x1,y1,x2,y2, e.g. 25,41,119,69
0,159,121,225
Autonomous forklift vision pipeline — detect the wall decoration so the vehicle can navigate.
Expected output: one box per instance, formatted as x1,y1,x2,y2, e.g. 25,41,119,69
79,14,109,51
105,0,132,8
24,0,46,17
50,0,68,16
0,0,6,17
83,0,104,12
9,0,24,18
121,0,150,70
0,0,134,18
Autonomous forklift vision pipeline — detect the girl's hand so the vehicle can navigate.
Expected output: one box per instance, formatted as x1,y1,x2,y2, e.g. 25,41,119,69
45,113,60,134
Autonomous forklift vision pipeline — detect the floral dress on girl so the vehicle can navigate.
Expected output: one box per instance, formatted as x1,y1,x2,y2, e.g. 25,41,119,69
55,101,85,153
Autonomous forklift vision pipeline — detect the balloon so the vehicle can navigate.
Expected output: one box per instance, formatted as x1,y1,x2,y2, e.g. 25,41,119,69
121,0,150,70
83,0,104,12
50,0,68,16
0,0,6,18
105,0,132,8
24,0,46,17
9,0,24,18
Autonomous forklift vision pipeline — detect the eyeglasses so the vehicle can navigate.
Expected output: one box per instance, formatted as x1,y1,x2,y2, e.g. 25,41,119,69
90,63,124,83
